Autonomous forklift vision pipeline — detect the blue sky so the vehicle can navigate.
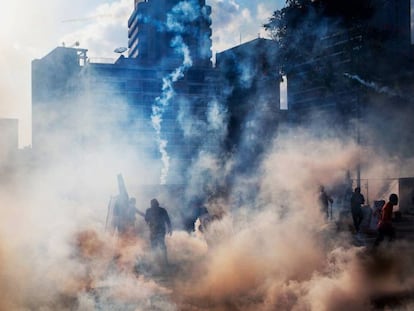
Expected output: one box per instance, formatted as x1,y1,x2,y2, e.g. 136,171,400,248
0,0,285,146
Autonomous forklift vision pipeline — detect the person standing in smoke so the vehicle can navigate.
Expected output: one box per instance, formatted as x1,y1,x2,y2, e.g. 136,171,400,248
318,185,333,219
145,199,172,265
374,193,398,247
350,187,365,233
113,197,139,236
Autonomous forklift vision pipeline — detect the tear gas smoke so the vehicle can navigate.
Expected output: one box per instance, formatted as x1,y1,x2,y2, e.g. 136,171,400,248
179,98,230,203
3,2,414,309
151,1,197,185
2,123,414,310
151,36,192,185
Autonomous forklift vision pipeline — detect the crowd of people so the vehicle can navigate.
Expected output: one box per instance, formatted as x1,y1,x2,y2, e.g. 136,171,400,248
109,178,400,274
319,184,399,248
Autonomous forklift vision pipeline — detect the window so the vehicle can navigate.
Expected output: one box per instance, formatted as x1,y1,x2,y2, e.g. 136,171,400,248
411,0,414,44
280,75,288,110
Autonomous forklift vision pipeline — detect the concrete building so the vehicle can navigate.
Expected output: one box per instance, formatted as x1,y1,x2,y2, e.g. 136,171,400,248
128,0,212,68
32,47,86,152
31,0,219,184
284,0,414,158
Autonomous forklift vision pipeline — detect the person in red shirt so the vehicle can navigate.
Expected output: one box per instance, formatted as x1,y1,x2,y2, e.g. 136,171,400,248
374,193,398,247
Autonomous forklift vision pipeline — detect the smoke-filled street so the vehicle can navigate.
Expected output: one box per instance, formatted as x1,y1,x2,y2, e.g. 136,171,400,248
2,1,414,310
1,131,414,310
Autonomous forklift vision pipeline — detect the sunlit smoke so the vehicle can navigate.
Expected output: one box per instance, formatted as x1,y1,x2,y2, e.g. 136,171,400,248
179,98,230,204
3,1,414,310
2,122,414,309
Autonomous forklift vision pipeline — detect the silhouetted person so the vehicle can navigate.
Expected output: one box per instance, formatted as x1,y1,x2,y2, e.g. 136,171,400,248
145,199,172,265
374,193,398,247
350,187,365,233
318,186,333,219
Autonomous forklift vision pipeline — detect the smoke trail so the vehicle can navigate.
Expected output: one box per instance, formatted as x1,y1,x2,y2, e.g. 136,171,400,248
152,38,192,185
343,73,402,98
151,1,199,185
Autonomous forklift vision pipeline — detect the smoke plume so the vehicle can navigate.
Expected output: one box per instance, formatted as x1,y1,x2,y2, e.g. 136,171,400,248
2,2,414,310
2,120,414,310
151,0,200,185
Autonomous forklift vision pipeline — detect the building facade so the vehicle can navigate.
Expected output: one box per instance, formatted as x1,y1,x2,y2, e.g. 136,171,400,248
284,0,414,157
32,0,220,184
128,0,212,68
32,47,86,152
34,1,414,178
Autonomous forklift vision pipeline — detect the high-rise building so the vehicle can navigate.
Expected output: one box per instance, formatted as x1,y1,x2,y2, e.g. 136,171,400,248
280,0,414,158
32,47,86,151
31,1,218,184
128,0,212,68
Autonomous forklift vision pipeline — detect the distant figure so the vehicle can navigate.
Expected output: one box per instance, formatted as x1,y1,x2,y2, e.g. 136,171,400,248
374,194,398,247
113,197,138,235
318,186,333,219
145,199,172,264
350,187,365,233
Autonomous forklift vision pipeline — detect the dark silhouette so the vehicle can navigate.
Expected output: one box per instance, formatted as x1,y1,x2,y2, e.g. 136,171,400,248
318,185,333,219
374,193,398,247
350,187,365,233
351,187,365,232
108,174,144,236
145,198,172,264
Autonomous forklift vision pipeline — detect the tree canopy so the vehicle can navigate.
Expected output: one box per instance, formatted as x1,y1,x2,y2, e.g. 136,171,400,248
263,0,402,81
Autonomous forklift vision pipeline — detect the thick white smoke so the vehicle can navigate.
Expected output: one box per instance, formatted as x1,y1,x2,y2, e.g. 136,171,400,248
151,36,193,185
151,1,201,185
166,131,414,311
2,1,414,310
2,117,414,310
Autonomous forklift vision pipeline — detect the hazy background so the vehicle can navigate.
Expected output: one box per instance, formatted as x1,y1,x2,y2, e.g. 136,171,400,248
1,124,413,310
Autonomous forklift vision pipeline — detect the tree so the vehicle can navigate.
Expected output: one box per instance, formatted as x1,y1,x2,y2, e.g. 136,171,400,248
264,0,376,75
